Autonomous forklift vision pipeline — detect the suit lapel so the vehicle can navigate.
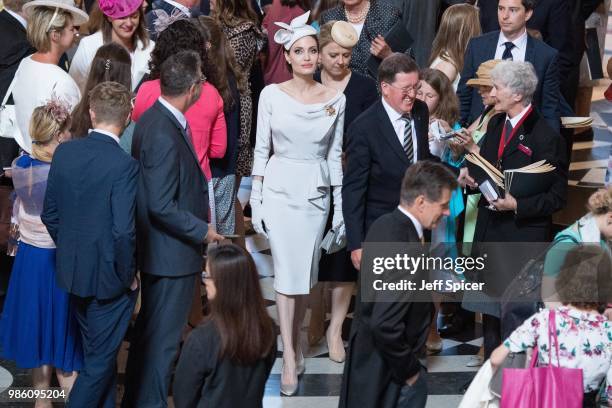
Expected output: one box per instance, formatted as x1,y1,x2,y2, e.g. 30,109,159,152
154,102,201,170
376,102,410,165
502,108,539,159
487,31,500,60
525,35,535,65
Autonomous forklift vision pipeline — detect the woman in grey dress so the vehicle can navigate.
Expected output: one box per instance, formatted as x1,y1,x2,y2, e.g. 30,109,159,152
250,11,345,396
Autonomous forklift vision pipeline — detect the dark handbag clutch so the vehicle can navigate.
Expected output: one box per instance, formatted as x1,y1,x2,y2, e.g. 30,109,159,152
489,351,528,397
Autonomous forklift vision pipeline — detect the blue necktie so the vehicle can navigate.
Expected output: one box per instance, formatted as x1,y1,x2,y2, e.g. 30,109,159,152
502,42,515,60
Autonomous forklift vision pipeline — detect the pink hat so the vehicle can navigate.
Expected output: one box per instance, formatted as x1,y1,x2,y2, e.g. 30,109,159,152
99,0,143,19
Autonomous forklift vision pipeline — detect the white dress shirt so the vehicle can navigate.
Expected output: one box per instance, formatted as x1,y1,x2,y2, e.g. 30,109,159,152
397,205,424,241
506,103,532,128
91,128,121,145
163,0,191,16
494,29,528,62
381,97,418,163
158,96,188,130
6,8,27,28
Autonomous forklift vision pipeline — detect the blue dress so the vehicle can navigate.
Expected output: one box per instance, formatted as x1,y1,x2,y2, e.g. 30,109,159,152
0,155,82,371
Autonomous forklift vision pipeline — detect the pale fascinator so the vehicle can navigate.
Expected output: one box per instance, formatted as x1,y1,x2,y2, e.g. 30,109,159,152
151,8,187,36
274,11,318,50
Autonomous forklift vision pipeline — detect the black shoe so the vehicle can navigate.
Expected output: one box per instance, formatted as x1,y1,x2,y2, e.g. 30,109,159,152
438,314,470,337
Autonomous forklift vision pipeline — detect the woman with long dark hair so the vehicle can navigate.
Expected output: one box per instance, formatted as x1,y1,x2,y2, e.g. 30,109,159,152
70,43,132,139
173,244,276,407
212,0,264,178
195,16,248,241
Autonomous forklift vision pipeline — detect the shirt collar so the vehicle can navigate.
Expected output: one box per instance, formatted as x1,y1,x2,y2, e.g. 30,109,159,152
163,0,191,16
397,205,424,240
6,8,27,28
506,103,532,128
498,29,528,51
90,128,120,145
382,97,405,123
158,96,188,130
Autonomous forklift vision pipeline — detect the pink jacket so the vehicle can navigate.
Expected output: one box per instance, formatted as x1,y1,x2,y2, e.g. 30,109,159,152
132,79,227,180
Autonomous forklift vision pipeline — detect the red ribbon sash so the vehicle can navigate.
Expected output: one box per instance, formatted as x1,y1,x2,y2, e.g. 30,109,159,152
497,105,533,161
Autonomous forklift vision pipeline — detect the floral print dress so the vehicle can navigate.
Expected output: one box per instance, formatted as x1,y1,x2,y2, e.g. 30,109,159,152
504,306,612,400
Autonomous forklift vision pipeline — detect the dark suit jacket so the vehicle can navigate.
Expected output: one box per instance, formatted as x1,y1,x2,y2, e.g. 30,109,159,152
343,99,432,251
468,109,567,296
42,132,139,300
457,31,560,130
0,10,35,103
132,101,209,277
339,208,432,408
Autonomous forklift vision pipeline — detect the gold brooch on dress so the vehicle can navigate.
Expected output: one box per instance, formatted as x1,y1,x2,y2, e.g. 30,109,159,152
325,105,336,116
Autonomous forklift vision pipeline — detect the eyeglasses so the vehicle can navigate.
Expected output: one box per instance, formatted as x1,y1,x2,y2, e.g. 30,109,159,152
384,82,420,95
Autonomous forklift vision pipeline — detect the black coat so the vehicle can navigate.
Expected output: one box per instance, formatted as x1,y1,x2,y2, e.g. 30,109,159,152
469,109,567,296
339,208,433,408
457,31,560,130
0,10,35,103
42,132,139,300
320,1,402,77
342,99,432,251
132,101,209,277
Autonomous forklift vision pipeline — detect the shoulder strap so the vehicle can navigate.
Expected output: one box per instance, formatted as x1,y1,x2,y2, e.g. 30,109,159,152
548,309,560,367
1,74,19,107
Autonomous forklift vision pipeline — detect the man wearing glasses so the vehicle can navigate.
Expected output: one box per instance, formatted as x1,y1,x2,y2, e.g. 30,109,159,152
343,53,472,271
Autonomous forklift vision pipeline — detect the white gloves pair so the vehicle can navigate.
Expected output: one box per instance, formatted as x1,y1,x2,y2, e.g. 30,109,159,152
249,180,344,238
249,178,267,238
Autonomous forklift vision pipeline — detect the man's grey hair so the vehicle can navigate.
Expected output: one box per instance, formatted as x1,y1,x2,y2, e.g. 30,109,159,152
160,50,202,97
490,61,538,106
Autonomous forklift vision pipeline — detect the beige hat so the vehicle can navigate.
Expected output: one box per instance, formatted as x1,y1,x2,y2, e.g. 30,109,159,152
331,21,358,48
466,59,501,88
23,0,89,26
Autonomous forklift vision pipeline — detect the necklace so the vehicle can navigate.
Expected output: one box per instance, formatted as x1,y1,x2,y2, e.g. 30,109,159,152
344,0,369,24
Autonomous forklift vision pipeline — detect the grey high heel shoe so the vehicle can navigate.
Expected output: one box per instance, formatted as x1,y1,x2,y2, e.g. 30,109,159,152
280,361,299,396
296,349,305,376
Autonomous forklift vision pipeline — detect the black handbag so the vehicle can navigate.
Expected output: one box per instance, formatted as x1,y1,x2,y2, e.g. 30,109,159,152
499,234,579,337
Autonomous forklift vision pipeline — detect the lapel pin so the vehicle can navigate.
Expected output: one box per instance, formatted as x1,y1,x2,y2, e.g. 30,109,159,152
519,134,524,141
325,105,336,116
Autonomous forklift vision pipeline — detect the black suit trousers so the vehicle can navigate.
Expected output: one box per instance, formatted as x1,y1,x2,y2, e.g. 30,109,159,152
67,290,137,408
122,273,196,408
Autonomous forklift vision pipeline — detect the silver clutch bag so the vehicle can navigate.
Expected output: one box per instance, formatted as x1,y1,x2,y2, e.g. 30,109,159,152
320,223,346,254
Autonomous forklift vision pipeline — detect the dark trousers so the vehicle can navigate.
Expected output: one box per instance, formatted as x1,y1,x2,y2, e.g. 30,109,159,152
483,313,501,360
122,273,196,408
396,367,428,408
67,290,137,408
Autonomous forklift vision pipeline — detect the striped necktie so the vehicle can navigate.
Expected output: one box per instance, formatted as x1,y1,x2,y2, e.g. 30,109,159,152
502,42,515,60
400,114,414,163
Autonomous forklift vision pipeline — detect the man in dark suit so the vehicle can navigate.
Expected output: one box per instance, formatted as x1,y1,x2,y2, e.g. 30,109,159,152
0,0,36,290
340,161,458,408
465,61,567,357
122,51,223,408
343,53,473,271
42,82,138,408
457,0,561,130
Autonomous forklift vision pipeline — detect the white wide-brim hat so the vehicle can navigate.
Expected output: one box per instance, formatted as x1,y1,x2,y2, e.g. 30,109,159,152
23,0,89,26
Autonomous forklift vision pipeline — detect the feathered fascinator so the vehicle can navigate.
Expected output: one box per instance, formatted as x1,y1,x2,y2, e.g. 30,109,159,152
274,11,317,50
43,94,70,127
151,8,187,36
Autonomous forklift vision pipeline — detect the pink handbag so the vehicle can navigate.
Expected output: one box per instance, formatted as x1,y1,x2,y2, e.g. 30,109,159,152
500,310,583,408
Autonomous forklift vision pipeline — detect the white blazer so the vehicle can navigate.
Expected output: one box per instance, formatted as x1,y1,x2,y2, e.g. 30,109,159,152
69,31,155,92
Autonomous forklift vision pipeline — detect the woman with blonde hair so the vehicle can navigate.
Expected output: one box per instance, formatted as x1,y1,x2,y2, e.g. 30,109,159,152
309,20,377,363
0,100,82,408
12,0,88,154
429,3,481,90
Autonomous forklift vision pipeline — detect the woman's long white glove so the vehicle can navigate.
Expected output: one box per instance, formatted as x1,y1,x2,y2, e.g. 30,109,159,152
332,185,343,229
249,178,267,238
